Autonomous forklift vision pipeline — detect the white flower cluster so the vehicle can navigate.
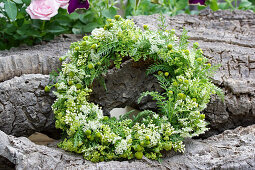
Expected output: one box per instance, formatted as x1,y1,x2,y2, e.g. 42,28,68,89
57,82,67,90
66,85,77,95
62,63,78,75
92,28,115,41
172,141,185,153
135,123,161,147
144,31,166,54
160,122,175,135
86,120,102,131
92,28,106,40
115,139,130,155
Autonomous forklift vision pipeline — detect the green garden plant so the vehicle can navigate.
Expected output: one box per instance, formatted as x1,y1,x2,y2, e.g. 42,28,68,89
0,0,70,50
0,0,116,50
190,0,255,12
218,0,255,11
48,16,223,162
1,0,254,50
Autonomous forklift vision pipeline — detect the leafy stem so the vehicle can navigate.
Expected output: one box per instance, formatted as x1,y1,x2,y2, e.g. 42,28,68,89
41,20,46,32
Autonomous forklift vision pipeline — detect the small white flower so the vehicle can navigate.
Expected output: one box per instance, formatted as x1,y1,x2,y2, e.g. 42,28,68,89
92,28,105,40
67,85,77,95
150,44,159,53
115,139,129,155
153,114,159,119
57,82,67,90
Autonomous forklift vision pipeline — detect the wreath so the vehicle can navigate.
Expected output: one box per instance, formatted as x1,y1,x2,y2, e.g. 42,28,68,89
48,15,223,162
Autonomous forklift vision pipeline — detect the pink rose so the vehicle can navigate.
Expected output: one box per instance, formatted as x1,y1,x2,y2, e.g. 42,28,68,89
55,0,70,9
26,0,60,20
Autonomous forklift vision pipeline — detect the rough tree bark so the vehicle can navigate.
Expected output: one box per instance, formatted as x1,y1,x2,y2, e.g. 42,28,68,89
93,9,255,136
0,125,254,170
132,9,255,136
0,74,59,138
0,10,254,138
0,34,81,83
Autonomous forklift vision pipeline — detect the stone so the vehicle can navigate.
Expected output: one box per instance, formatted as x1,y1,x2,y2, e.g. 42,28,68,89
0,125,254,169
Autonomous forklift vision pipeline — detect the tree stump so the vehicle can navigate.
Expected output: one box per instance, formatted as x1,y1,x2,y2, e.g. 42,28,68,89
0,10,254,139
0,125,254,169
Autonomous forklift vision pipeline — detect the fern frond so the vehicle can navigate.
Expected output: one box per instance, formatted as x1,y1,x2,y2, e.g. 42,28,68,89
179,28,189,50
131,110,156,126
119,110,135,121
146,63,171,75
97,42,118,57
213,85,224,102
154,75,170,91
138,91,166,104
207,64,221,77
49,69,60,83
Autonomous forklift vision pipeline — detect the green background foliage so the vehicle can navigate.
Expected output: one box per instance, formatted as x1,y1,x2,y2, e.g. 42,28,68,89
0,0,254,50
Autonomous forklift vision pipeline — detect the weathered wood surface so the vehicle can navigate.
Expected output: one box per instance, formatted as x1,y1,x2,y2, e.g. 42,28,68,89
133,9,255,136
0,74,59,138
0,10,254,138
0,125,254,170
93,9,255,136
0,34,81,83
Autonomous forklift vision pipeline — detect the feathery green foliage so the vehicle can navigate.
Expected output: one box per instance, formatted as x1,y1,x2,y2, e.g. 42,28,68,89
50,16,223,162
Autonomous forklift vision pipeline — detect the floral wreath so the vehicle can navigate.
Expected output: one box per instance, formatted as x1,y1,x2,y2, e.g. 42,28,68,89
47,15,222,162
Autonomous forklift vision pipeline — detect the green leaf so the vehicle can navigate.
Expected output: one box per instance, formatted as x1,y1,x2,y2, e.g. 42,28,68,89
16,11,25,19
72,28,83,34
101,7,117,19
12,0,23,4
69,12,80,20
16,24,41,37
209,0,219,11
55,15,72,26
82,22,102,33
218,2,229,9
27,29,41,37
239,0,252,8
0,18,7,30
42,33,55,41
197,5,207,10
176,0,188,10
16,18,24,27
3,23,17,34
72,21,84,33
31,19,42,29
0,41,9,50
79,12,94,24
22,0,30,5
4,0,17,21
46,25,66,33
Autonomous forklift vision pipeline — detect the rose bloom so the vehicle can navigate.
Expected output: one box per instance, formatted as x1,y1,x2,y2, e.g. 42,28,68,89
55,0,69,9
26,0,60,20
